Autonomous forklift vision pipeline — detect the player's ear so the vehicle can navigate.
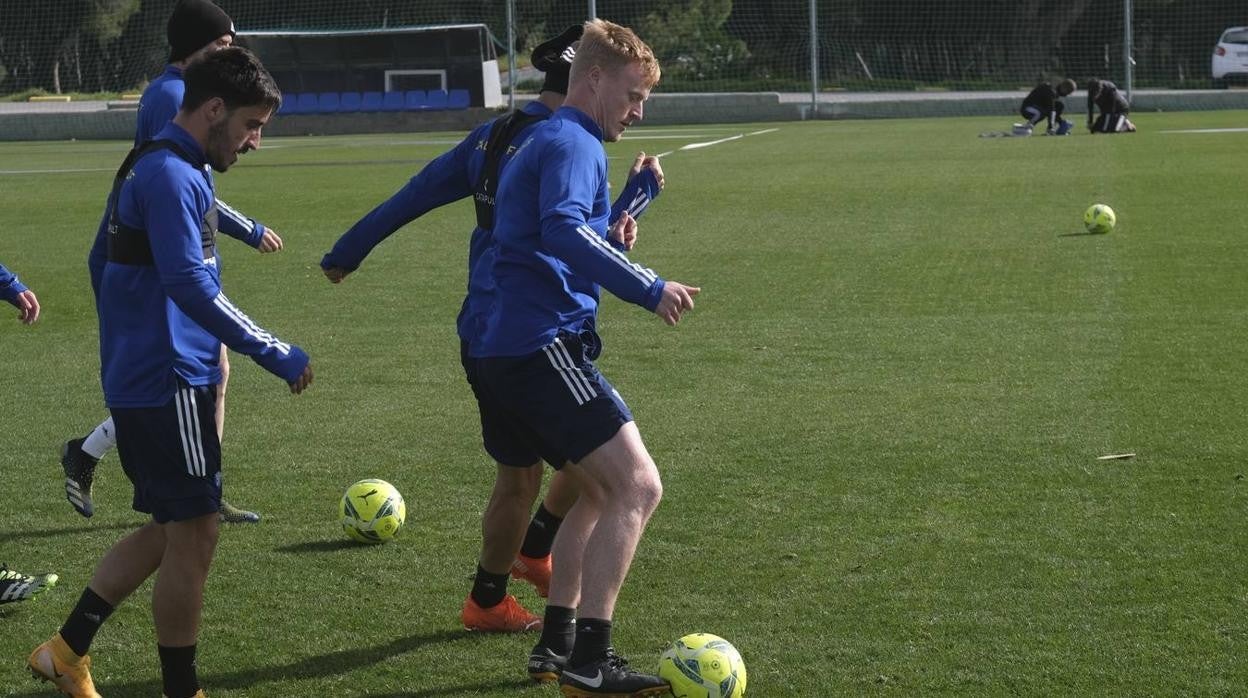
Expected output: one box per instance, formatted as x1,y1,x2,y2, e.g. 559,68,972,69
203,96,227,122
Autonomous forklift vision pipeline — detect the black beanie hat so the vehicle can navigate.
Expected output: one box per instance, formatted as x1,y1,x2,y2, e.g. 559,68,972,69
530,25,583,95
168,0,236,63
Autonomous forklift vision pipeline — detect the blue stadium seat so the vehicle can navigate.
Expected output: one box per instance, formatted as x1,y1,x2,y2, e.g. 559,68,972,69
403,90,427,110
317,92,341,113
339,92,362,113
425,89,449,111
447,89,470,110
360,91,383,112
296,93,319,114
381,91,405,112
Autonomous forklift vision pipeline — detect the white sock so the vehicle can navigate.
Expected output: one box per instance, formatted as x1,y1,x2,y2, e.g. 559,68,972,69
81,417,116,459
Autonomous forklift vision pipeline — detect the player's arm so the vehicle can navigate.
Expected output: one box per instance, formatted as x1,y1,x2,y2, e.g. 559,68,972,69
535,142,667,311
1040,86,1057,130
608,152,664,251
143,172,309,385
321,132,479,282
1086,86,1096,128
215,197,277,251
0,262,39,323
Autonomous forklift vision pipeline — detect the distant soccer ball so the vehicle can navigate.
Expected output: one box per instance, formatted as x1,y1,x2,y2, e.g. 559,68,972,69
1084,203,1116,234
340,479,405,544
658,633,747,698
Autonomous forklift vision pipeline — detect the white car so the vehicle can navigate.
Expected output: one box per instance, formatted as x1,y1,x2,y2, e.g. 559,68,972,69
1212,26,1248,87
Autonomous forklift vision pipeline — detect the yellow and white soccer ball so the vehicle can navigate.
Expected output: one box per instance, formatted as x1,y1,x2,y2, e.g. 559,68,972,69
658,633,747,698
1084,203,1116,234
340,479,405,544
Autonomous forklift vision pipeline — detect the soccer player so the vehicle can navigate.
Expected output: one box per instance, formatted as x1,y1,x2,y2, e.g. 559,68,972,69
1,260,40,324
27,47,312,698
1020,78,1076,135
1086,78,1136,133
474,18,698,695
320,25,666,635
0,564,58,604
61,0,281,523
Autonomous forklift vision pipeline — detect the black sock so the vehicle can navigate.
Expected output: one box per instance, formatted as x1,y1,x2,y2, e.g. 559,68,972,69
519,504,564,559
569,617,612,668
469,564,509,608
538,605,576,656
59,587,114,656
158,644,199,698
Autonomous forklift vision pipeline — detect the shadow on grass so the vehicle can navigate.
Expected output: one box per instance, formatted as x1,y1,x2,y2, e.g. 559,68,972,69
274,538,363,554
0,520,138,544
1057,230,1108,237
10,628,480,697
369,679,538,697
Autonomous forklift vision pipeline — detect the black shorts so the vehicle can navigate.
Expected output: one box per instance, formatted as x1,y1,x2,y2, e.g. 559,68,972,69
111,382,221,523
471,332,633,468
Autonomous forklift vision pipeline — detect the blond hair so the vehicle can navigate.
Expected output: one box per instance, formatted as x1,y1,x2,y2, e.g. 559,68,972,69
569,18,660,87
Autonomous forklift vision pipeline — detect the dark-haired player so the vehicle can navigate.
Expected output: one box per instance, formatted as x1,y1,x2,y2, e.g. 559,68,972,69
61,0,281,524
28,47,311,698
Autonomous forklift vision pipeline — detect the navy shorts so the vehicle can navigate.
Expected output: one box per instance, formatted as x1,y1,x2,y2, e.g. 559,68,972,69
111,382,222,523
473,332,633,468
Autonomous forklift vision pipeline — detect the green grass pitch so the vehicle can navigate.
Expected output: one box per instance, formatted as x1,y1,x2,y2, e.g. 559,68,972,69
3,111,1248,695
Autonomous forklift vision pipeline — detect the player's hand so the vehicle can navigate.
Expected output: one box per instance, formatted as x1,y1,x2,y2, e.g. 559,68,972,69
628,151,665,190
609,212,637,251
323,266,350,284
653,282,700,326
12,289,39,324
257,227,283,253
289,363,313,394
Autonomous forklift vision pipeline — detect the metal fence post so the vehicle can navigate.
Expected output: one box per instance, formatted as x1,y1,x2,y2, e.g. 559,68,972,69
589,1,597,20
1123,0,1133,98
507,0,516,111
810,0,819,114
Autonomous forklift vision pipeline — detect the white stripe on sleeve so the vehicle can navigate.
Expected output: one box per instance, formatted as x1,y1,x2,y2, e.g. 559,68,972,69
213,294,292,355
575,225,658,285
215,198,252,231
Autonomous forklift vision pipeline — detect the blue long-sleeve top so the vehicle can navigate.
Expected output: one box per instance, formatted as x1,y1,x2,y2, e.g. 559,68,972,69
90,66,267,296
135,65,265,243
320,100,661,355
476,106,667,357
98,122,307,407
0,262,28,304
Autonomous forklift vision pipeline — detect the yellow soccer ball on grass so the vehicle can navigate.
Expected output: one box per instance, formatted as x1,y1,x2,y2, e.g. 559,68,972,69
340,478,406,544
658,633,747,698
1084,203,1116,234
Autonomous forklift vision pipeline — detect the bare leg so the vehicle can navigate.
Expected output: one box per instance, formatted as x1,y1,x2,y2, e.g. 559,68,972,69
86,521,166,606
546,465,604,611
215,347,229,442
570,422,661,620
152,513,219,646
480,463,542,574
541,467,581,518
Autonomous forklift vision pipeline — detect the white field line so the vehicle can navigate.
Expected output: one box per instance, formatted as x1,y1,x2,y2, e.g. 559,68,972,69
654,127,780,158
1158,127,1248,134
0,166,115,175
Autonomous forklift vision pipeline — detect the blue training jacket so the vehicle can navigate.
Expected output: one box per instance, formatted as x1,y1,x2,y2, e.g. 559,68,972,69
88,66,266,296
0,262,28,304
98,122,307,408
476,106,666,357
320,100,661,355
